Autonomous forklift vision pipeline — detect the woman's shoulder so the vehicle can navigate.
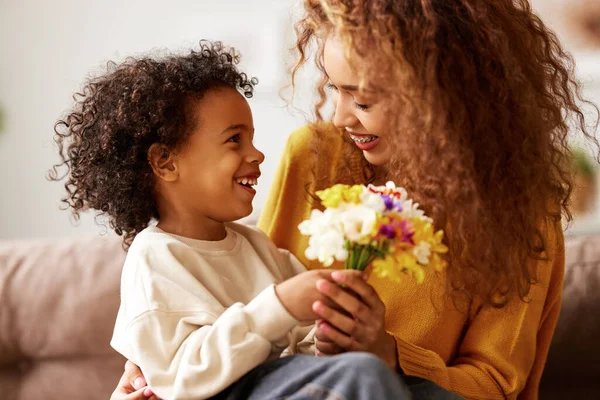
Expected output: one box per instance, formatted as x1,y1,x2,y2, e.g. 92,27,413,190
284,123,343,158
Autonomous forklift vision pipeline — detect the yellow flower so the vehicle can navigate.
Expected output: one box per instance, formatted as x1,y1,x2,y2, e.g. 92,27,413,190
411,219,448,255
373,251,426,284
371,219,448,283
317,184,364,208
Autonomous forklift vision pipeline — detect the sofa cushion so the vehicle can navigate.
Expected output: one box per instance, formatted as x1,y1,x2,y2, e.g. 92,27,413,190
540,234,600,393
0,236,126,400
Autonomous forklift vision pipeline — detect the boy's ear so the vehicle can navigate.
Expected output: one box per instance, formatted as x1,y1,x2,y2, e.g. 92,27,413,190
148,143,178,182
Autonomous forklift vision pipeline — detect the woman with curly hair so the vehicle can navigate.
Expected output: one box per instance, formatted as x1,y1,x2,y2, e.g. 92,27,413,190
112,0,599,399
52,41,415,400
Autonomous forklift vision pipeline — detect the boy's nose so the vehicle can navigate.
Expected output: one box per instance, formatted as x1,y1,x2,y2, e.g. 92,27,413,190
249,145,265,165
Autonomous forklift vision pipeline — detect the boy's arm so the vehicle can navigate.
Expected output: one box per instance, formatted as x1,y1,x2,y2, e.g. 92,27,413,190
276,248,317,356
111,244,299,400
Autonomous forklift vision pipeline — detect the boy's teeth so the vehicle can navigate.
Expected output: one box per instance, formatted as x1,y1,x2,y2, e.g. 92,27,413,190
236,178,257,186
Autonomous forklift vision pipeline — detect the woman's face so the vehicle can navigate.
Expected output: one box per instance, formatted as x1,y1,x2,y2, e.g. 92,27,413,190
323,36,392,166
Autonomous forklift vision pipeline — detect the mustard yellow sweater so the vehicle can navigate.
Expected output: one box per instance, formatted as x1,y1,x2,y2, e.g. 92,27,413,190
257,125,564,400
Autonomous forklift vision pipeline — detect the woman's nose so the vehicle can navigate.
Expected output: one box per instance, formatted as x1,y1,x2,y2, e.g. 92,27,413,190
332,95,359,128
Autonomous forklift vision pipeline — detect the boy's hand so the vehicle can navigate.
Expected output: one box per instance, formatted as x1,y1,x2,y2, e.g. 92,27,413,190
275,270,334,322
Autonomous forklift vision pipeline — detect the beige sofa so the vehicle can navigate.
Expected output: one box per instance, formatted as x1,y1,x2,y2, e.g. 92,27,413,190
1,233,599,399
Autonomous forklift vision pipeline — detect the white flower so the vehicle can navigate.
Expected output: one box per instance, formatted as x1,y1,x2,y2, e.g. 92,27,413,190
299,209,343,236
400,199,433,223
360,190,386,213
413,241,432,265
340,205,377,244
305,229,348,266
298,210,323,235
395,186,409,202
368,181,408,202
300,209,347,266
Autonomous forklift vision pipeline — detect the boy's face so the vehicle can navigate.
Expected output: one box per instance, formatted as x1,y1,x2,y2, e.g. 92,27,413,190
173,86,264,223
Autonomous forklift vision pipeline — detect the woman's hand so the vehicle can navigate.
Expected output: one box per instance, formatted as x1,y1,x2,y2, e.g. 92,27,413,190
110,360,161,400
312,270,399,370
314,319,345,356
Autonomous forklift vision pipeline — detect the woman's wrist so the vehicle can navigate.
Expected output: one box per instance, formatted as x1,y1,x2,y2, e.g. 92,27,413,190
381,331,399,370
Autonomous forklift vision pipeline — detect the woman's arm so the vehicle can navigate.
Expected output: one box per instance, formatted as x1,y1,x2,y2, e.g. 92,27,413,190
110,361,160,400
315,220,565,400
393,221,564,399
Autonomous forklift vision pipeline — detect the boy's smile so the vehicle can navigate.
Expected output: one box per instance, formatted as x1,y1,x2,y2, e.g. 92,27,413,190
234,171,261,197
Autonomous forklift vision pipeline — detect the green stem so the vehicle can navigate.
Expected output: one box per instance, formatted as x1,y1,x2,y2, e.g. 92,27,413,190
357,246,372,271
351,245,357,270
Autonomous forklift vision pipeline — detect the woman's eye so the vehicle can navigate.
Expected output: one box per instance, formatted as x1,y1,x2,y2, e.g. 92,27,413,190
327,82,370,110
227,134,241,143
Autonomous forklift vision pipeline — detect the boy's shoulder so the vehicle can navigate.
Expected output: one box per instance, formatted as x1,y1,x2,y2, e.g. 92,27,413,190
226,222,298,280
225,222,284,258
127,224,278,261
225,222,272,246
130,224,273,250
127,226,188,256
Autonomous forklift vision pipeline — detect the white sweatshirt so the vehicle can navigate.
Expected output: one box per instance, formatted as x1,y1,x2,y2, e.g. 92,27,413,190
110,223,314,400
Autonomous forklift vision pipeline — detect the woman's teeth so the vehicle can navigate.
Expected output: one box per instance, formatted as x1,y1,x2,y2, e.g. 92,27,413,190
235,178,258,187
350,134,378,144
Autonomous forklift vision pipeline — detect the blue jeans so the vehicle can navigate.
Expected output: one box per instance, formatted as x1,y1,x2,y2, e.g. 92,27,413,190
212,353,463,400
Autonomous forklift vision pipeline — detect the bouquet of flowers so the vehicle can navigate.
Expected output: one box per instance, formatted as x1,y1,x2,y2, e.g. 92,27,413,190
298,182,447,283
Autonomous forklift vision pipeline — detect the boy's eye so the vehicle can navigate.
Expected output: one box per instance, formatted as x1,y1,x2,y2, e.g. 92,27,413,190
227,134,241,143
354,103,370,110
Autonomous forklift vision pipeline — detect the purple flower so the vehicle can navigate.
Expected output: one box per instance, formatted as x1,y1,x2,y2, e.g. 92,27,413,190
398,220,415,243
378,224,396,239
382,195,394,210
382,195,403,212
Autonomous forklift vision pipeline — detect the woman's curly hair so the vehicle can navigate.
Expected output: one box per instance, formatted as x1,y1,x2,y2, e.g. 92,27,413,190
294,0,600,307
49,40,257,247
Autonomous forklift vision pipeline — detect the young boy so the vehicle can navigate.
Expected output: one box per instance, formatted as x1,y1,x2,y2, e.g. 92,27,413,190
50,41,326,399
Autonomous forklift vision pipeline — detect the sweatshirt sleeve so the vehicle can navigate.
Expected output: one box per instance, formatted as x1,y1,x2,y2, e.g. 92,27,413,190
278,248,308,279
273,248,316,357
392,219,565,400
110,243,299,400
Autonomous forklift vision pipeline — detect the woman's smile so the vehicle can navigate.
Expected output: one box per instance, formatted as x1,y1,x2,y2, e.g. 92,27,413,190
347,130,381,151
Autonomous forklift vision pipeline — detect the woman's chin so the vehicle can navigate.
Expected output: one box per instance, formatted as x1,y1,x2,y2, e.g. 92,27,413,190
362,143,392,166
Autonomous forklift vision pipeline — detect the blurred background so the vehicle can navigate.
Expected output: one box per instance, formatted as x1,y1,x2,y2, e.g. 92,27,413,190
0,0,599,240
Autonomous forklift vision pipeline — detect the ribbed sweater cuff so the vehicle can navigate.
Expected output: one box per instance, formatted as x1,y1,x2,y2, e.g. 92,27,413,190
391,332,449,386
244,284,299,342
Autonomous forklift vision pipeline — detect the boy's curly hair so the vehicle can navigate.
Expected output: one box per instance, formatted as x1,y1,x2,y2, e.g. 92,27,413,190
49,40,257,247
